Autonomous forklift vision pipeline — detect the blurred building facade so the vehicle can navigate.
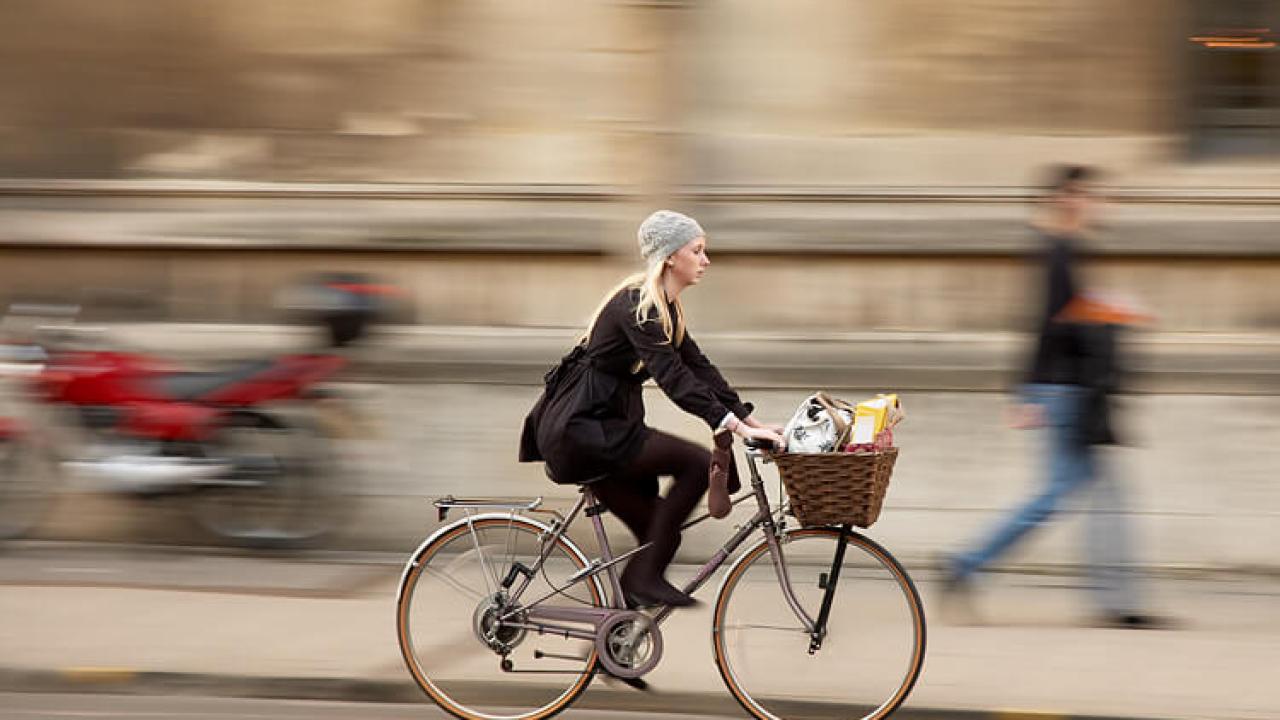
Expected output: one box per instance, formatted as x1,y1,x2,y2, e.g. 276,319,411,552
3,2,1278,567
0,0,1277,335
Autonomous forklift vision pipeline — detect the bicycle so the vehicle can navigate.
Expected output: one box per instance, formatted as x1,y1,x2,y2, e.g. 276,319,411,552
396,440,926,720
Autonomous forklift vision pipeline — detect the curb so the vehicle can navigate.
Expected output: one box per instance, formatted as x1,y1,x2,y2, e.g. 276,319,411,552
0,667,1156,720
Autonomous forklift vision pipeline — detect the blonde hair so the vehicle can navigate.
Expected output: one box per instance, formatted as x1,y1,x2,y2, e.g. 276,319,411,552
581,261,685,350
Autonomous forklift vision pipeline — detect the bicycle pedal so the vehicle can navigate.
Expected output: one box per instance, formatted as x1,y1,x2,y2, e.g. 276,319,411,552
818,572,829,590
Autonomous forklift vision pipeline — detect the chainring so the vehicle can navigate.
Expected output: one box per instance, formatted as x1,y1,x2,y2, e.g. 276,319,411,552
595,610,663,679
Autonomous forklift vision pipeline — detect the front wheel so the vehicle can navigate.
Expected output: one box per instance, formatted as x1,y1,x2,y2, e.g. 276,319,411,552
713,527,926,720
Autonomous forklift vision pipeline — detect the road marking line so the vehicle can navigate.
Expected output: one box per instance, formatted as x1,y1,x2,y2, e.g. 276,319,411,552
59,667,138,683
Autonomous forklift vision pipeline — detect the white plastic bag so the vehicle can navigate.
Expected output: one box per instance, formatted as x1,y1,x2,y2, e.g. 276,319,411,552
782,393,854,453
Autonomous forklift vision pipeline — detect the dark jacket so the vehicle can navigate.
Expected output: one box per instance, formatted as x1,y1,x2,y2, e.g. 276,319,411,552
1074,321,1123,446
1027,233,1082,386
1025,231,1121,446
519,287,753,484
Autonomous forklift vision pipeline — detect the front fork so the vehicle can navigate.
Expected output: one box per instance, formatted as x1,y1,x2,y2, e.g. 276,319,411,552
809,523,852,653
742,450,826,654
742,450,851,655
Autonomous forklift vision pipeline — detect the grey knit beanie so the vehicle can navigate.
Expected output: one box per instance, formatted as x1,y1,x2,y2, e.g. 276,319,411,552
637,210,704,266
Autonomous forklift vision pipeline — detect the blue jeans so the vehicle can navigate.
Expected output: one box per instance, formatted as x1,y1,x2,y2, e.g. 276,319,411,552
951,384,1140,614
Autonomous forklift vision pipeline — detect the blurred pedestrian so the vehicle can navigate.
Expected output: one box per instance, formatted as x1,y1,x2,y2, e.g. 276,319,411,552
941,165,1166,629
519,210,783,608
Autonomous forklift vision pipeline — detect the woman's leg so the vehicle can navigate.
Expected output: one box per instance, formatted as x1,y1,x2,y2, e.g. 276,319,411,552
603,429,709,605
592,474,658,548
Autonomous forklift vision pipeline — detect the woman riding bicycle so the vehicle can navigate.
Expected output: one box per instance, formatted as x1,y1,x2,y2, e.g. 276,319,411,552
519,210,784,608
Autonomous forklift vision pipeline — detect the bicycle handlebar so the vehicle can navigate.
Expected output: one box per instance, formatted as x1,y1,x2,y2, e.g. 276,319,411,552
742,437,780,452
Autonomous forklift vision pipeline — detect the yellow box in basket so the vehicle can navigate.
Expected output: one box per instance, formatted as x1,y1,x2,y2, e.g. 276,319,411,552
851,394,902,444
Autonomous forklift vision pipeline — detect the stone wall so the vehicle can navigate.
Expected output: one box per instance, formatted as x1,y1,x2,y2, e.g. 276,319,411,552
687,0,1186,185
2,244,1277,333
0,0,667,183
33,382,1280,573
0,0,1195,184
1,2,1275,337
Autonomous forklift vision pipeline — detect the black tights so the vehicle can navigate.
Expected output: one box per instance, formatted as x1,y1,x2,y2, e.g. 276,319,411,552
592,430,709,583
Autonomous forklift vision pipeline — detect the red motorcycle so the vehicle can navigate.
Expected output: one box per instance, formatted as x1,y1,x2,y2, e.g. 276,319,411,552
0,278,386,547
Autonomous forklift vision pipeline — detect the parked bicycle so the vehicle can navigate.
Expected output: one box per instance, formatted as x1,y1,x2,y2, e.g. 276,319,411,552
396,439,926,720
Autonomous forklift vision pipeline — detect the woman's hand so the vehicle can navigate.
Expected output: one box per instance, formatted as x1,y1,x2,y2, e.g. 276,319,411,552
733,422,785,450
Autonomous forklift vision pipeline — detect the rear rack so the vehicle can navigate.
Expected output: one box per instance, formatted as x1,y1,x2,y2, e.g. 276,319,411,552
434,495,543,521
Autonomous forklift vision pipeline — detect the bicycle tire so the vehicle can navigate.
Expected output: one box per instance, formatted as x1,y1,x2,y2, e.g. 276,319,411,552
397,514,604,720
712,526,926,720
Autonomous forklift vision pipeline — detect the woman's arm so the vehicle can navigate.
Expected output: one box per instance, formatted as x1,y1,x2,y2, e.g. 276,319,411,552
621,309,732,429
619,303,783,445
678,333,754,419
677,334,784,444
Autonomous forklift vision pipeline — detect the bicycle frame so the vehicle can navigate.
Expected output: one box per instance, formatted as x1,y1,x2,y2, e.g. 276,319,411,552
438,447,824,649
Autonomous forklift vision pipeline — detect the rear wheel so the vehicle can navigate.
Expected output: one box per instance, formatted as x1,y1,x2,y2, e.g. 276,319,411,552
397,515,603,720
187,412,341,548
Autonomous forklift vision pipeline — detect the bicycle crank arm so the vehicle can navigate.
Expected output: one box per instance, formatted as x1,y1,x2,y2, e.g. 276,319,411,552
500,658,592,675
534,649,590,662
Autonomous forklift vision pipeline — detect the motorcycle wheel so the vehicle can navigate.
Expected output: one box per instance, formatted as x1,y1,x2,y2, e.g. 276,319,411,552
187,411,343,549
0,436,53,541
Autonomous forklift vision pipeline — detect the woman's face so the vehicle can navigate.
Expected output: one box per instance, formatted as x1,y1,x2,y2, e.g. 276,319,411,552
667,235,710,288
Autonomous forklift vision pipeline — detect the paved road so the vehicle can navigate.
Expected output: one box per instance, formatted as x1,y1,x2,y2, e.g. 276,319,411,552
0,693,739,720
2,544,1278,720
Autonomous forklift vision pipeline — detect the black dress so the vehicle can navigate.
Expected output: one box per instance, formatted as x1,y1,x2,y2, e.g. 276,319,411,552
519,287,752,484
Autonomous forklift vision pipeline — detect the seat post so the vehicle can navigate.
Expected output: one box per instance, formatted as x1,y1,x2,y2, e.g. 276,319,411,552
581,486,626,608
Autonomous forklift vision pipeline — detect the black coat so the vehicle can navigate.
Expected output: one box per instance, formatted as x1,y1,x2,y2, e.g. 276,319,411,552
1022,232,1125,447
1027,233,1082,386
1073,321,1123,447
519,287,753,484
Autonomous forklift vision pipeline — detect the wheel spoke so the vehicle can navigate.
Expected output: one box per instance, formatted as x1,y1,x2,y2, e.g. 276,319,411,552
465,518,500,596
419,565,485,603
722,623,807,633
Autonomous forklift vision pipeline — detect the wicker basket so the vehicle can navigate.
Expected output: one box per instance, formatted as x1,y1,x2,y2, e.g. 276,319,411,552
771,448,899,528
